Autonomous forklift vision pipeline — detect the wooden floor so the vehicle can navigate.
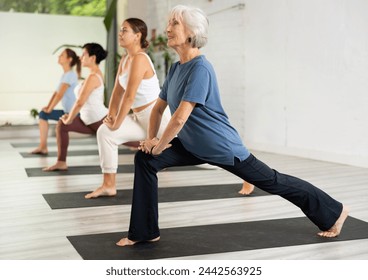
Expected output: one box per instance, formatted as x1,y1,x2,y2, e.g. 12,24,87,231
1,129,368,260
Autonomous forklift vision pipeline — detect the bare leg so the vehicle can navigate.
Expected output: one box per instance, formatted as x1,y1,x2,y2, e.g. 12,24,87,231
42,160,68,171
43,123,69,171
318,205,349,238
123,141,140,151
31,119,49,154
238,181,255,195
85,173,117,199
116,236,160,247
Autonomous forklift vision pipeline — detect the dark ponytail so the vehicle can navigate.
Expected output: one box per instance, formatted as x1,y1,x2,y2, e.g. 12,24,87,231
142,39,149,48
65,48,81,78
75,57,81,79
125,18,149,49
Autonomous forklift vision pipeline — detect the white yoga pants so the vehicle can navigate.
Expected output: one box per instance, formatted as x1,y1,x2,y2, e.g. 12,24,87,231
97,102,170,173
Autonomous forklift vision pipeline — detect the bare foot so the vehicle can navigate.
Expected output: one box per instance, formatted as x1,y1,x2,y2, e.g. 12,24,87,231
116,238,137,247
318,205,349,238
85,186,117,199
238,182,255,195
116,236,160,247
42,162,68,171
31,148,48,155
198,163,220,170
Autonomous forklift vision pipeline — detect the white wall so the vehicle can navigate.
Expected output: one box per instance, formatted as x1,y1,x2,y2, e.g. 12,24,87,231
124,0,368,168
243,0,368,168
0,12,106,123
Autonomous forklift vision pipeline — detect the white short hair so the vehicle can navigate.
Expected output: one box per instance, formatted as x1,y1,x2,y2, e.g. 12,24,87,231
169,5,209,48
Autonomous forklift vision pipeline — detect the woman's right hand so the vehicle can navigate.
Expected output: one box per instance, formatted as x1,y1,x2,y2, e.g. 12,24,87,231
103,115,120,131
103,114,115,124
42,107,51,113
60,114,72,125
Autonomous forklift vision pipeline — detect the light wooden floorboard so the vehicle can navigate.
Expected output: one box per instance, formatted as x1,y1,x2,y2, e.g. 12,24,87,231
0,133,368,260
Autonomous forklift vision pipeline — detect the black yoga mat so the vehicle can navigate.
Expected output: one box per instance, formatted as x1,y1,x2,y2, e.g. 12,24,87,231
26,164,203,177
11,139,97,148
67,216,368,260
20,148,135,158
42,184,268,209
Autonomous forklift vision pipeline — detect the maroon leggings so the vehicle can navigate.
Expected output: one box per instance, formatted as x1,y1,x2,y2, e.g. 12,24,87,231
56,116,104,162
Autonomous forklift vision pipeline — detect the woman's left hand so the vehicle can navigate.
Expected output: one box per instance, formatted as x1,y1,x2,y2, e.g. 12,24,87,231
60,114,72,125
138,138,159,154
104,118,118,130
139,137,171,155
103,114,115,124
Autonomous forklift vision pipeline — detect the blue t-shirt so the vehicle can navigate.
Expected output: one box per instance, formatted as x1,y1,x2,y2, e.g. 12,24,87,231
58,71,78,113
159,55,250,165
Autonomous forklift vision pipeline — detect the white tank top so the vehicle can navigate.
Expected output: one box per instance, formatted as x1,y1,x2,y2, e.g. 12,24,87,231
74,74,108,125
118,52,161,109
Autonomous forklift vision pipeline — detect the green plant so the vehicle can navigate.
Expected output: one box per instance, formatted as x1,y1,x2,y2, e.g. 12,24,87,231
147,34,176,76
25,0,111,122
52,44,83,55
52,0,117,102
0,0,106,16
30,108,39,119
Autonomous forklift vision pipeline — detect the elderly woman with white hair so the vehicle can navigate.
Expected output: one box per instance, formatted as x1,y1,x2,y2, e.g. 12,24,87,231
116,5,348,246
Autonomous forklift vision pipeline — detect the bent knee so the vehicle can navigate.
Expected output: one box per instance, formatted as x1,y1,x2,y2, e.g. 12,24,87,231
38,111,48,120
134,150,151,165
97,124,111,140
56,119,66,132
97,125,122,150
133,151,162,173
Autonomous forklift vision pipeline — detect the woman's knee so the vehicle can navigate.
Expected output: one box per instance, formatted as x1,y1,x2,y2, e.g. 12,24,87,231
135,150,146,162
97,124,111,141
135,151,152,167
38,111,48,121
56,119,67,133
134,151,164,174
